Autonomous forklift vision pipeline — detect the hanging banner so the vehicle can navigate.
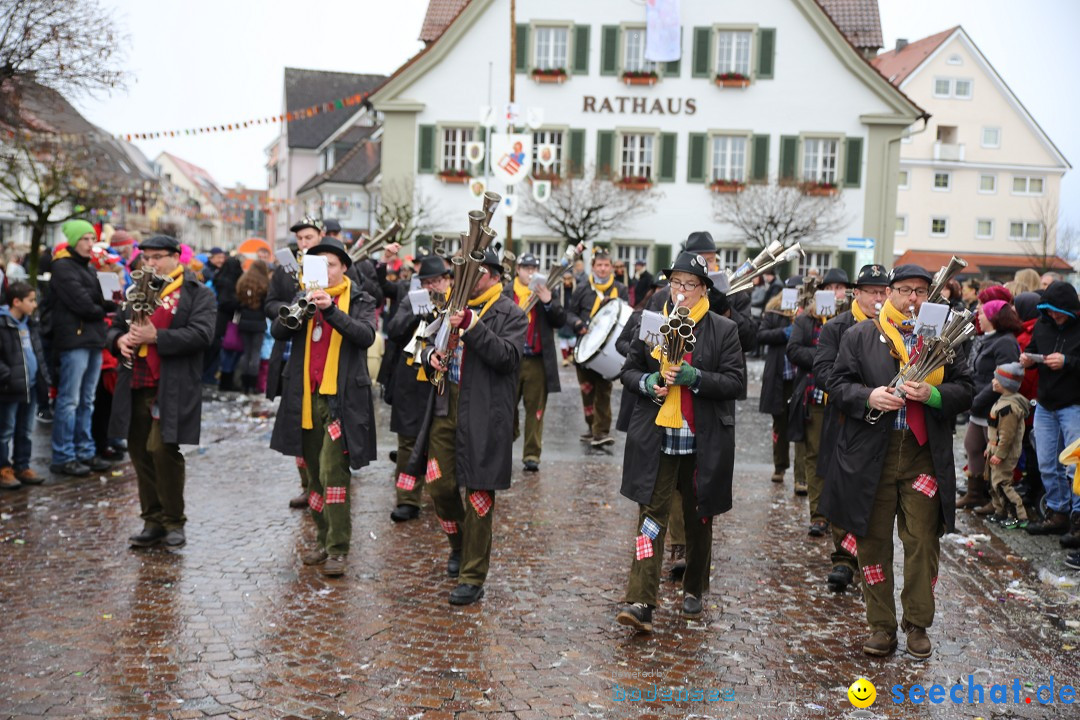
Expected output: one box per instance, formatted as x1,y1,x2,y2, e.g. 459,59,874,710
465,141,485,165
532,180,552,204
469,177,487,199
490,133,532,185
502,194,519,217
645,0,682,62
526,106,545,130
504,102,521,126
536,144,557,169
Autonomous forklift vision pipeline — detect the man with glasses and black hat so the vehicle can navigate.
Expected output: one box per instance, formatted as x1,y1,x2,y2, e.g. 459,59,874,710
110,235,216,550
269,236,377,577
421,248,527,605
826,264,973,658
815,263,889,592
615,252,745,633
505,252,565,472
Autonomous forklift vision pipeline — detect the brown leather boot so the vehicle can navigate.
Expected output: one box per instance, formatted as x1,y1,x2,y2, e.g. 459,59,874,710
1060,513,1080,549
1026,511,1070,536
973,501,996,516
862,630,897,656
902,620,932,658
956,473,989,509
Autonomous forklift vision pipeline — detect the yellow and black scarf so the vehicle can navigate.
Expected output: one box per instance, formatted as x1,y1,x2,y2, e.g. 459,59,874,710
878,299,944,387
652,295,710,429
589,274,617,317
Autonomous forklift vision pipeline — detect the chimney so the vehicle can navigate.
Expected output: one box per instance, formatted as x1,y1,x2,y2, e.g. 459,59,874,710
896,38,909,51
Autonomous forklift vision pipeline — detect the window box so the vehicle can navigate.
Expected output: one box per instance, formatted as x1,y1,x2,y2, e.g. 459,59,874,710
802,181,838,197
531,170,562,186
617,176,653,190
715,72,750,88
710,179,745,193
531,67,567,84
621,70,658,86
437,170,472,184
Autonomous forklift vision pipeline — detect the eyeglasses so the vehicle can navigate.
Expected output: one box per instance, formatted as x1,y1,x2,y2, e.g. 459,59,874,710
892,286,928,297
141,253,172,261
669,279,701,291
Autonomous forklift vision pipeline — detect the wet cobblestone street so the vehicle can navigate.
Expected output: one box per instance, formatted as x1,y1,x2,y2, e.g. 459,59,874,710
1,362,1078,719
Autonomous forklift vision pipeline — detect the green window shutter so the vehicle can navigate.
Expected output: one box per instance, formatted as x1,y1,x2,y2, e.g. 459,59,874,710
573,25,590,74
516,24,530,72
418,124,436,173
757,28,776,80
692,27,712,78
779,135,799,183
687,133,707,183
838,251,856,280
568,128,586,177
750,134,770,183
653,244,672,274
664,27,682,76
658,133,677,182
844,136,863,188
600,25,619,76
596,130,615,177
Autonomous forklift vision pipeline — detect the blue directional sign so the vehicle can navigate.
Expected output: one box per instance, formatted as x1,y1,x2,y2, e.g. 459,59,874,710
846,237,876,250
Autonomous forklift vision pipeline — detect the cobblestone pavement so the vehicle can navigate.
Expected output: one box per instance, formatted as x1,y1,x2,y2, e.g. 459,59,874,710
1,361,1078,719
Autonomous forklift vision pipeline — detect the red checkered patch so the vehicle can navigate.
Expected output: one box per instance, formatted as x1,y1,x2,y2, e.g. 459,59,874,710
912,474,938,498
771,430,779,444
469,491,493,517
583,405,594,417
580,382,594,395
426,458,442,483
931,575,938,592
295,456,307,468
635,534,654,561
327,419,342,441
396,473,417,491
536,409,543,421
841,533,858,557
308,492,324,512
325,486,346,504
863,564,886,586
439,518,458,535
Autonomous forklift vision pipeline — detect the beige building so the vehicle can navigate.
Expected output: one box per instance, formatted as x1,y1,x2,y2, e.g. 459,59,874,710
874,27,1072,278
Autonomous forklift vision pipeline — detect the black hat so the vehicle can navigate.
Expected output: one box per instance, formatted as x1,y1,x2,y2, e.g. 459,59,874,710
665,251,714,289
323,218,342,233
289,216,324,234
209,246,225,255
480,248,504,272
683,231,717,254
307,236,352,269
139,235,181,254
784,275,804,289
889,264,933,285
855,263,890,287
820,268,850,287
517,253,540,267
417,255,450,280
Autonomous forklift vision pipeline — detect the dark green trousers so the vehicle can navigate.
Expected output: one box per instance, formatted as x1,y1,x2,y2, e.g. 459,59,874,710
426,382,495,587
514,356,548,463
576,366,612,437
300,393,353,556
805,403,827,523
624,453,713,607
129,388,186,530
394,434,422,507
771,379,795,471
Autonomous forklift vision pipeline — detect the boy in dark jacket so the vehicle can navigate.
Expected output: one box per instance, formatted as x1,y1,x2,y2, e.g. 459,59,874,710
0,283,50,489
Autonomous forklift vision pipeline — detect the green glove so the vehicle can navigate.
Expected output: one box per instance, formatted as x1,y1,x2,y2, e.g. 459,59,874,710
671,362,699,386
644,372,662,398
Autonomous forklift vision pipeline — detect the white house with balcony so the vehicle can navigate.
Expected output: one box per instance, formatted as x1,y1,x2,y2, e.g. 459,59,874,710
372,0,922,276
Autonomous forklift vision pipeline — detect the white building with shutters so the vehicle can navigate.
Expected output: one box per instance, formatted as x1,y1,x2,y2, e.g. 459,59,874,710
372,0,922,275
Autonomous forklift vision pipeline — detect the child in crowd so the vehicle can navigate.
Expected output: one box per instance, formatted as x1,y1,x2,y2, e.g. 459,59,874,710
0,282,49,489
985,362,1031,528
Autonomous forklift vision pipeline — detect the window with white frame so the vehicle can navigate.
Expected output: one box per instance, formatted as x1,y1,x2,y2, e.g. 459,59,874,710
615,244,649,267
896,215,908,235
711,135,747,182
620,133,654,179
623,28,655,73
933,172,952,190
1009,221,1042,241
976,219,994,238
933,77,973,99
720,248,741,273
716,30,752,76
534,26,569,71
1012,176,1044,195
798,252,831,277
898,169,910,189
441,127,474,172
955,79,973,98
933,78,951,96
527,240,562,269
531,130,564,176
981,127,1001,148
802,138,839,184
947,54,963,65
930,217,949,236
979,174,997,193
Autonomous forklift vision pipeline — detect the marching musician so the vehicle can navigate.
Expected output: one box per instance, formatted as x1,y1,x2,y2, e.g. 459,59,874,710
110,235,216,550
385,255,450,522
422,249,527,605
505,253,566,472
813,263,890,593
269,237,378,578
566,248,627,448
823,264,973,658
615,252,745,633
757,276,802,487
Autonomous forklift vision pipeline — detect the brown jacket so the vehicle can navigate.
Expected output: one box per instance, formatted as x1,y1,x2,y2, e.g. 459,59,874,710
987,392,1031,463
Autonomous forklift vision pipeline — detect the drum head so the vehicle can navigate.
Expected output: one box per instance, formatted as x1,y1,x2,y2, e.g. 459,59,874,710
575,300,623,362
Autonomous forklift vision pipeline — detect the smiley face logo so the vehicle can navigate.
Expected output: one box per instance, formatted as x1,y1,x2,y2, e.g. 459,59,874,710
848,678,876,708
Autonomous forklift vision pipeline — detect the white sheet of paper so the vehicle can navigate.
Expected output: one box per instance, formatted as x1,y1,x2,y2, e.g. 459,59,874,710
781,288,799,311
408,288,433,315
97,271,122,299
709,271,730,294
814,290,837,317
301,254,328,290
275,248,299,274
529,273,547,292
914,302,950,337
409,276,421,292
638,310,665,347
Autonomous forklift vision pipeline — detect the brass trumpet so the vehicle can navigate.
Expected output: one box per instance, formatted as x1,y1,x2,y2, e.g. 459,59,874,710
348,220,404,262
521,243,583,315
927,255,968,305
278,296,318,330
727,241,804,295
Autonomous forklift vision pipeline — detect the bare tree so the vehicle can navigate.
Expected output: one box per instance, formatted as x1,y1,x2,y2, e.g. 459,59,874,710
1021,196,1078,271
712,180,849,249
522,165,661,246
375,177,443,249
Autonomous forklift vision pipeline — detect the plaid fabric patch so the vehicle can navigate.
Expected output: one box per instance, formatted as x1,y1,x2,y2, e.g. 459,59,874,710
327,419,342,441
580,381,594,395
583,404,594,417
640,517,661,540
536,409,543,421
439,518,459,535
662,423,696,455
863,564,886,586
469,491,493,517
325,486,346,504
396,473,417,491
295,456,307,468
308,491,324,513
635,534,654,560
912,474,938,498
841,533,858,557
426,458,441,483
772,430,779,444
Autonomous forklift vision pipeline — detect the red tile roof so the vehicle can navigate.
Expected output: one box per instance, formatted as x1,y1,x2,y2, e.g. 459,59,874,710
419,0,469,43
817,0,883,51
895,250,1072,274
872,27,958,86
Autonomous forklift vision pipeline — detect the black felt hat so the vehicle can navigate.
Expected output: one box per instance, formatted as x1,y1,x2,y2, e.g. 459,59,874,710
683,231,717,254
417,255,450,280
855,264,890,287
307,236,352,269
665,251,714,289
889,264,933,285
139,235,181,254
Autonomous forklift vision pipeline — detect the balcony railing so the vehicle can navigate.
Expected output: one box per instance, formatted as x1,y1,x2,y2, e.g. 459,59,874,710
933,142,965,162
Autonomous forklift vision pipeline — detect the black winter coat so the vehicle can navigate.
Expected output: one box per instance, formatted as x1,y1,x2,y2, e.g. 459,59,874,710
757,310,793,415
46,252,110,350
1025,281,1080,410
970,331,1020,419
503,284,566,393
107,272,216,445
0,313,49,403
565,278,628,334
614,311,642,432
620,311,745,518
384,293,434,437
811,309,859,478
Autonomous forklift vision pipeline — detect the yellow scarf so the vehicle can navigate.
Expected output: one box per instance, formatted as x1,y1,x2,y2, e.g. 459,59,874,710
878,299,944,387
138,265,184,358
851,299,869,323
469,281,504,318
54,247,72,261
301,277,351,429
513,277,533,310
652,295,710,428
589,274,617,317
410,288,452,382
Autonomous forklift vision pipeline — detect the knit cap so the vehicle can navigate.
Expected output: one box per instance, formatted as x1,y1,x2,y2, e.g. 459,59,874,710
62,219,95,246
994,362,1024,393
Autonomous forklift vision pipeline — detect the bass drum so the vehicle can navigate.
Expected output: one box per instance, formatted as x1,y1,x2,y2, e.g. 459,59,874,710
573,299,632,380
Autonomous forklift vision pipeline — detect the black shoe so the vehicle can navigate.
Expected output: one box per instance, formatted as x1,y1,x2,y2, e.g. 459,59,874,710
36,407,53,423
79,456,112,472
128,524,166,548
163,528,186,548
668,559,686,583
449,583,484,605
827,565,854,592
1060,513,1080,549
615,603,653,633
389,450,398,463
808,521,828,537
99,446,125,462
682,594,703,617
1065,551,1080,571
590,435,615,447
523,460,539,472
390,504,420,522
447,550,461,578
289,492,309,509
50,461,90,477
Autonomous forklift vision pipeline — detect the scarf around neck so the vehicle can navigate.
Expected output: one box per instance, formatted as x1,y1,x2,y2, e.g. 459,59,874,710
301,277,351,429
653,295,710,429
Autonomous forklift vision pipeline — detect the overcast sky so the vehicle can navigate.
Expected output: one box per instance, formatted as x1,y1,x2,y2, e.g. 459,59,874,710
76,0,1079,224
